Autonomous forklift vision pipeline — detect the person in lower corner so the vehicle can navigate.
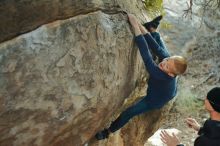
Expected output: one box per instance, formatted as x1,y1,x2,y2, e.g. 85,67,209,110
160,87,220,146
95,14,187,140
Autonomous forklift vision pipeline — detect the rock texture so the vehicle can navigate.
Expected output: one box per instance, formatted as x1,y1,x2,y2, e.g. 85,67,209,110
0,0,173,146
0,0,117,43
0,11,137,146
0,0,146,43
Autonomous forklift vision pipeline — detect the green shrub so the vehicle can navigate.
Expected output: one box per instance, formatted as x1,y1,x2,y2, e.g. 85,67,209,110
175,88,204,114
143,0,164,17
143,0,173,30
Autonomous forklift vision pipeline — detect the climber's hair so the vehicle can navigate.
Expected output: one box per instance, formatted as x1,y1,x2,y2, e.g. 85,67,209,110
171,55,187,75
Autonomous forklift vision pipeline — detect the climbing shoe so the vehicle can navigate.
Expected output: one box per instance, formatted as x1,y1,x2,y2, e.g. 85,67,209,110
143,15,163,31
95,129,109,140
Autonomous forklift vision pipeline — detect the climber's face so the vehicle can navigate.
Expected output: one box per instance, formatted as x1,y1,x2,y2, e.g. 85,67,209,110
159,57,175,77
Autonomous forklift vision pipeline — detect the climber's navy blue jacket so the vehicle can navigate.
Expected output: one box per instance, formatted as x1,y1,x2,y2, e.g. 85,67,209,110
135,32,177,108
108,32,177,133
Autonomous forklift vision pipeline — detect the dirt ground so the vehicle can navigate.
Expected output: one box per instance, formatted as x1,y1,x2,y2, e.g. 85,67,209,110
160,102,209,146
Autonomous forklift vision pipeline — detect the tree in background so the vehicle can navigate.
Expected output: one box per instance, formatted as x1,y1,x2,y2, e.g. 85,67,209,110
184,0,220,18
143,0,164,17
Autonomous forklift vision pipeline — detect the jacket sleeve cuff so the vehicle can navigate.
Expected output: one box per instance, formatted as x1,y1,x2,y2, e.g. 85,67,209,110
198,127,203,135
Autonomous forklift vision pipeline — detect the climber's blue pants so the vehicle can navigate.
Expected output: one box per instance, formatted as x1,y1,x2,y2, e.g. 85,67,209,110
109,96,162,132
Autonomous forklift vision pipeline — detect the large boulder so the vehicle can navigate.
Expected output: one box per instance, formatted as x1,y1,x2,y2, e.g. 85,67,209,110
0,0,145,43
0,0,173,146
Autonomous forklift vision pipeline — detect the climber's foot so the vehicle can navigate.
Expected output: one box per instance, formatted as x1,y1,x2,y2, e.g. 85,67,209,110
95,129,109,140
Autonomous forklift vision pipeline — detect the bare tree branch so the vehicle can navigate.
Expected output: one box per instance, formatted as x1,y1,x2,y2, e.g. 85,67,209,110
183,0,193,19
182,0,220,19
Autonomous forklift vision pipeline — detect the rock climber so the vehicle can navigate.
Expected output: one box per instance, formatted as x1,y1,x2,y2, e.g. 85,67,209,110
95,14,187,140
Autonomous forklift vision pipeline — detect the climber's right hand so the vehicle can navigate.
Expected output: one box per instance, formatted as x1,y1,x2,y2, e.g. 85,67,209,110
127,14,139,27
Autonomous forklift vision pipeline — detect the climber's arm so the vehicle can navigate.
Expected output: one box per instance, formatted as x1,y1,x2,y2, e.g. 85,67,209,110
137,22,170,60
135,34,170,79
128,14,168,79
127,14,142,36
151,32,167,51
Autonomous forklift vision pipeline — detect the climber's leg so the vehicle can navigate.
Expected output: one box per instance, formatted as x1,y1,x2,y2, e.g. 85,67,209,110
108,97,153,132
95,96,158,140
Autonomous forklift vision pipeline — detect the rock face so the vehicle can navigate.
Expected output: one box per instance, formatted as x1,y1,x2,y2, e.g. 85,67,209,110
0,0,146,43
0,0,172,146
0,0,117,43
